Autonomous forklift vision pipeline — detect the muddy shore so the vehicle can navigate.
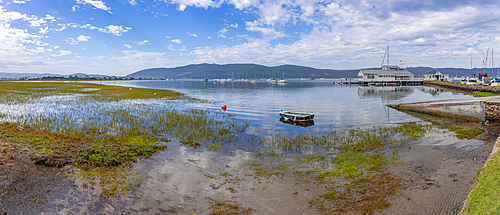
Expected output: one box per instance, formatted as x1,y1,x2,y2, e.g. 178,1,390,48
1,121,498,214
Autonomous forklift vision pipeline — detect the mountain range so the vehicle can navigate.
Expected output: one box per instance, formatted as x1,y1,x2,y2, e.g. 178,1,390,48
128,64,498,79
1,64,498,79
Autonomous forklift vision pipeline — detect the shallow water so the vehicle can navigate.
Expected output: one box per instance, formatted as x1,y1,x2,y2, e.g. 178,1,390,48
96,80,473,134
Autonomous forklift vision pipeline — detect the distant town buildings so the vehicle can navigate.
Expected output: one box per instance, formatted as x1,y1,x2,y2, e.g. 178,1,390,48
0,75,165,81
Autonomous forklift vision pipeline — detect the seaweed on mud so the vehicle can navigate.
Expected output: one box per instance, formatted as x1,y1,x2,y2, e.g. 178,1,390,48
209,199,253,215
246,122,433,214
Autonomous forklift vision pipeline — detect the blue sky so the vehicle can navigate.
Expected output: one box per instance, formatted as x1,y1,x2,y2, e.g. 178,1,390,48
1,0,500,76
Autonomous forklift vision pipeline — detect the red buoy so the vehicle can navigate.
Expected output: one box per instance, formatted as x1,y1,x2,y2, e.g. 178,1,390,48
222,105,227,111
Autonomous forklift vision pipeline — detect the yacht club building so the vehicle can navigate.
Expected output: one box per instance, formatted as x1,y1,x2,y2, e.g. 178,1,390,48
358,65,421,85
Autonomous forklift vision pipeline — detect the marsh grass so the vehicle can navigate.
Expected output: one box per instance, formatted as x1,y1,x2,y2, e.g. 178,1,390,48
246,122,432,214
446,125,483,140
0,81,185,102
472,91,500,97
0,82,248,197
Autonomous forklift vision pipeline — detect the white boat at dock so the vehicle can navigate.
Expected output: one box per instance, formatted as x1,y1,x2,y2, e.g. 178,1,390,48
279,110,314,121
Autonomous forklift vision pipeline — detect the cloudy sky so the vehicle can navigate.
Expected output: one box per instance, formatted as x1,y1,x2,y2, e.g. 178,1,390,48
1,0,499,76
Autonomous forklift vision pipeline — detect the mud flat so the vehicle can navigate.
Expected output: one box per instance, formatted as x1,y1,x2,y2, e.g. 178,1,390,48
378,129,494,215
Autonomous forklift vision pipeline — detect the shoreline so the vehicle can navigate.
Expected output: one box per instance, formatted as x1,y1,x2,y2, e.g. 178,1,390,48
424,80,500,214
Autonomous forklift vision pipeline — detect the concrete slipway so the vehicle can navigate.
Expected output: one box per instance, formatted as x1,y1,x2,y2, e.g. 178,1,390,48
387,95,500,122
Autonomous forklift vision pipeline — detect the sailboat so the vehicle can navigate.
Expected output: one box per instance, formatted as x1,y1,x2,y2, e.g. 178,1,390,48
277,66,287,83
267,68,277,82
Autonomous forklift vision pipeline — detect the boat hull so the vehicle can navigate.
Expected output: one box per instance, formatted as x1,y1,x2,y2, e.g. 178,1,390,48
279,111,314,121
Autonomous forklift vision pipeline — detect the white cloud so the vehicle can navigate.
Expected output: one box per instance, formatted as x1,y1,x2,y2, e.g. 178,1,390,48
217,28,228,38
245,21,286,38
165,36,171,39
39,27,48,34
169,0,220,11
28,17,46,27
135,40,149,45
168,44,186,51
58,23,131,36
77,35,90,42
128,0,137,5
76,0,111,12
171,39,181,44
187,32,198,37
227,0,259,10
13,0,31,4
229,23,238,28
44,14,56,22
0,7,26,21
185,4,500,69
100,25,130,36
66,35,90,44
71,5,80,11
50,50,72,57
124,44,132,48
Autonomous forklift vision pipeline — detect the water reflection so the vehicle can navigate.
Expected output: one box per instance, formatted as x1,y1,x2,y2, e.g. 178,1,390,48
358,86,414,102
279,117,315,128
95,80,475,134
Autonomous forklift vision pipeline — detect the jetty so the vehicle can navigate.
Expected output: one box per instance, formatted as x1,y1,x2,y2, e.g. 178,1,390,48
387,96,500,122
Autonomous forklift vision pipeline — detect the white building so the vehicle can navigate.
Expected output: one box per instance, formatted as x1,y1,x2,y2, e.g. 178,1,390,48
358,65,415,83
423,70,449,81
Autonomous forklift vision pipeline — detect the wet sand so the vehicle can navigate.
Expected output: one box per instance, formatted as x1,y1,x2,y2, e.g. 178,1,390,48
377,130,494,215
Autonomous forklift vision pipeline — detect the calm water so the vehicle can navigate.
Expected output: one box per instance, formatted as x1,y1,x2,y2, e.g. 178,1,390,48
98,79,473,134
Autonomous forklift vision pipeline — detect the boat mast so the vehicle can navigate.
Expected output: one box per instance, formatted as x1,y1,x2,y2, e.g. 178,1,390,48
387,46,390,65
381,46,389,68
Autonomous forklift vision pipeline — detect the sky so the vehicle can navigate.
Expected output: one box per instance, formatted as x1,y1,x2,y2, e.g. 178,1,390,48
1,0,500,76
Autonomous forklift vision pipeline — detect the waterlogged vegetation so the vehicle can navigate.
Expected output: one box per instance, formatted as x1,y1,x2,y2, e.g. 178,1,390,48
0,81,185,101
448,125,484,140
0,82,248,196
224,122,432,214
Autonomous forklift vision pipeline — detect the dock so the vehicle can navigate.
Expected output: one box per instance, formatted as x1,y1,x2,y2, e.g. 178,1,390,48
339,78,424,86
387,96,500,122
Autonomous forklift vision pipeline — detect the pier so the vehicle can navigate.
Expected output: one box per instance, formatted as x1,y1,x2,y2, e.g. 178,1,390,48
358,80,424,86
339,78,424,86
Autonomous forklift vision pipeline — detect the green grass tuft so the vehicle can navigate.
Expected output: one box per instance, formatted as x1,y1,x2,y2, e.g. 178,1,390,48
461,153,500,214
473,91,500,97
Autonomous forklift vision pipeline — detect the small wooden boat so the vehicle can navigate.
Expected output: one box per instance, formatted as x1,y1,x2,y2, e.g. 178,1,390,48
279,117,314,127
279,110,314,121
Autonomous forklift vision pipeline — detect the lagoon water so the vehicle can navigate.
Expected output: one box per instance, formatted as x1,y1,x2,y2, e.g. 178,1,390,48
100,79,473,134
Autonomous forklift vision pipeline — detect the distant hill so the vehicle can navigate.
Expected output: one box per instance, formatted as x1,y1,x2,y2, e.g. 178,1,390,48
127,63,359,79
1,64,496,79
129,63,498,79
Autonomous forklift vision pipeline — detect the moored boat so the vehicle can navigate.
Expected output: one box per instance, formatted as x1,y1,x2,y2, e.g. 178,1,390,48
279,110,314,121
279,117,314,127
